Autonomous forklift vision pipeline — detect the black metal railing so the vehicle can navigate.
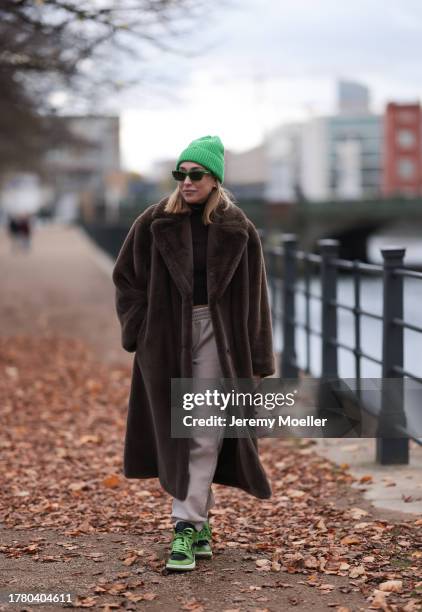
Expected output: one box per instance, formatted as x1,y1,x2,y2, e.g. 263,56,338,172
264,233,422,465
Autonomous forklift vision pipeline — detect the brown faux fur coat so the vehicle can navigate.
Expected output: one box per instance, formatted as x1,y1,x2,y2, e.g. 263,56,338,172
112,196,275,500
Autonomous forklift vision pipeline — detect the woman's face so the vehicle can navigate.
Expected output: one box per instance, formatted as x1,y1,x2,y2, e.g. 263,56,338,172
178,161,218,204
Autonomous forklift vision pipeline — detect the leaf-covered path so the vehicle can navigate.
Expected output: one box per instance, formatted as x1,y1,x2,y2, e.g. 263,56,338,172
0,224,420,612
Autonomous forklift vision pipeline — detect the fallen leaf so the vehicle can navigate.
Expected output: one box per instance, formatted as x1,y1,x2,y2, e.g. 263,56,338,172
348,507,369,519
340,535,361,545
349,565,365,578
369,589,390,609
102,474,121,488
73,596,98,608
378,579,402,593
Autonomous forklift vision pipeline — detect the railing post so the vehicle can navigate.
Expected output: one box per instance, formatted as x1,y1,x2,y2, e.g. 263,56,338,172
319,239,339,379
378,247,408,464
281,234,298,379
316,239,340,427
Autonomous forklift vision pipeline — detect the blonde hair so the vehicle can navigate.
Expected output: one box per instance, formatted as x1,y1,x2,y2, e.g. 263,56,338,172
165,181,238,225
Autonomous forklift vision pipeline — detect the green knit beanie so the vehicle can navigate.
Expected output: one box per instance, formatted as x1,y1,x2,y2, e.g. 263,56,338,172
176,135,225,183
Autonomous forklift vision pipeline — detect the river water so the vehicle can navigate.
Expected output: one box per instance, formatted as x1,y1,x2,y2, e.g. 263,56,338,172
271,273,422,380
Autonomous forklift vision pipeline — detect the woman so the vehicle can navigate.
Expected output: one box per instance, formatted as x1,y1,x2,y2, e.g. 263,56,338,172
112,135,275,572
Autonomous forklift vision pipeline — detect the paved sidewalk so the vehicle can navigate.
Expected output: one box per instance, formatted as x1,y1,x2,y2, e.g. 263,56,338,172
315,438,422,515
0,222,130,368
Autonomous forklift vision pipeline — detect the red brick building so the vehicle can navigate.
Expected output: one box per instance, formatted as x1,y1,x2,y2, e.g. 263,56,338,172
383,103,422,196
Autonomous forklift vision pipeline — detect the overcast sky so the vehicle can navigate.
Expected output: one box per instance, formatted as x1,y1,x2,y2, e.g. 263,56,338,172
119,0,422,174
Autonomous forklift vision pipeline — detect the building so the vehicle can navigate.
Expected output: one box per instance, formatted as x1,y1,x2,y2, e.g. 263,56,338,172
264,122,303,203
300,114,383,201
337,80,371,116
264,79,381,203
43,115,121,220
382,102,422,197
264,80,382,203
224,144,268,199
0,116,122,222
151,158,177,197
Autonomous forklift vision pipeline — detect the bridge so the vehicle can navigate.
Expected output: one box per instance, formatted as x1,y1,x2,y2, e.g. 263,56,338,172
79,195,422,264
264,196,422,261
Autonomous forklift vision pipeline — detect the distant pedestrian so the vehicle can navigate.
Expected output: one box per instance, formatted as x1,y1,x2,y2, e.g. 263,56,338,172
112,135,275,571
8,214,32,252
18,214,32,251
8,215,19,245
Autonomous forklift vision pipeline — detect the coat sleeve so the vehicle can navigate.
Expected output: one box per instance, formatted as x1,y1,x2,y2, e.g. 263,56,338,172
112,210,151,353
247,222,276,378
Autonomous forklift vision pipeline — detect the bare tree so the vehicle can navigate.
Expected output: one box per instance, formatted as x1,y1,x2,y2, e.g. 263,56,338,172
0,0,218,172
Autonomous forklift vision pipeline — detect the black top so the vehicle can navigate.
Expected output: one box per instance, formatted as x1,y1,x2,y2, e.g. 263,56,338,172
189,200,208,305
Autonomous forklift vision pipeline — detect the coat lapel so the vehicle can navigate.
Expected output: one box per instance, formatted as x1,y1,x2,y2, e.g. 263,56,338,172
206,216,249,302
150,198,249,302
151,213,193,299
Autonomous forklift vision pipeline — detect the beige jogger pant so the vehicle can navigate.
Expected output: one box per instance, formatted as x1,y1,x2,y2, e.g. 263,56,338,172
171,304,225,531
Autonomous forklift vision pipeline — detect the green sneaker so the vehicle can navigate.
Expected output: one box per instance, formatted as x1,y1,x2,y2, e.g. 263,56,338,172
193,520,212,559
166,521,197,571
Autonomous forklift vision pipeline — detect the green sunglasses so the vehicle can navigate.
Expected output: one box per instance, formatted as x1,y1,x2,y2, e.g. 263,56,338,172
172,169,211,182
